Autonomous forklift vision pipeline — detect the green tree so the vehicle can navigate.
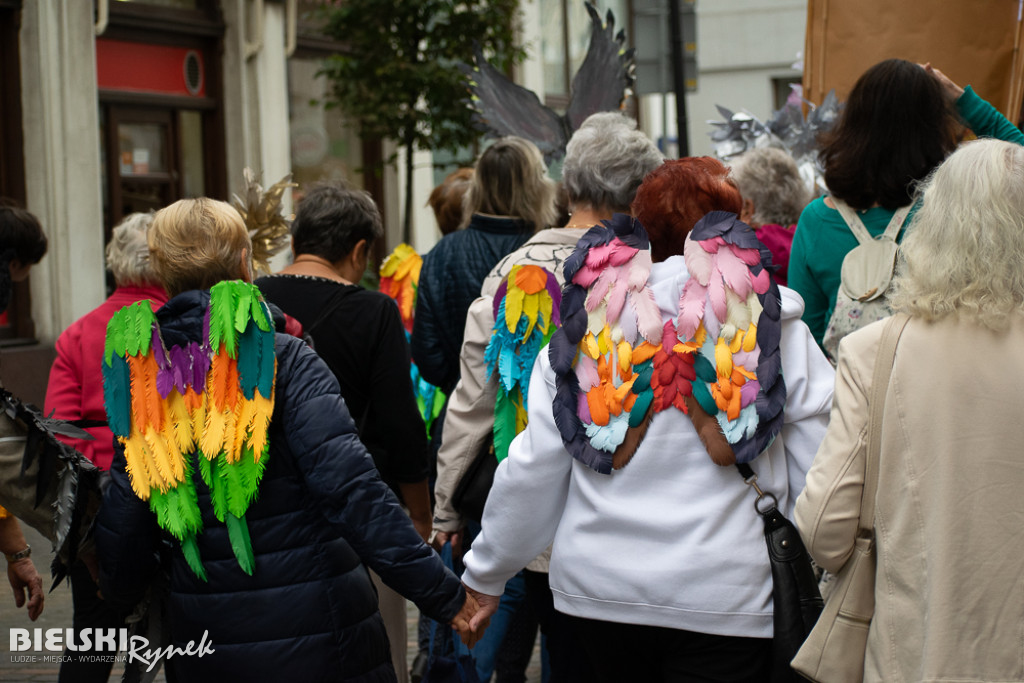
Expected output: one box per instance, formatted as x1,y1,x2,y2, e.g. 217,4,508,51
320,0,525,243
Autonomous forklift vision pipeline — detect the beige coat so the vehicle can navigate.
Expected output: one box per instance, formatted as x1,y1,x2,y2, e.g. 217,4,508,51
795,315,1024,683
432,227,590,572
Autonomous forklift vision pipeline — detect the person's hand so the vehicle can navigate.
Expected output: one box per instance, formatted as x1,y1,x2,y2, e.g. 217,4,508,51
463,583,500,637
8,558,44,621
430,528,463,558
451,591,485,647
921,62,964,100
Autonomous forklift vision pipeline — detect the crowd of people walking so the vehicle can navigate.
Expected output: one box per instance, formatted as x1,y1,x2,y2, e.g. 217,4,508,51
2,59,1024,683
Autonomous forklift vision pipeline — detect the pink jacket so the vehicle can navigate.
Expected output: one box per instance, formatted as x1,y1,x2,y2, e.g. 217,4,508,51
45,284,168,470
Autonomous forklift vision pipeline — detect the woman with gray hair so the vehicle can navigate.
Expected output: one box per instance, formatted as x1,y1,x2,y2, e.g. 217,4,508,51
795,139,1024,681
730,146,810,286
430,111,663,682
44,211,167,682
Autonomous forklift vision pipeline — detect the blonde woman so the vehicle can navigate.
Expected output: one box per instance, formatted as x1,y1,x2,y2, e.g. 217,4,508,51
412,137,557,394
95,198,477,682
795,139,1024,682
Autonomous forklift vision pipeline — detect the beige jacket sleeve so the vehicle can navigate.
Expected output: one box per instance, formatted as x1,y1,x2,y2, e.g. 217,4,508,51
793,327,880,574
432,295,499,533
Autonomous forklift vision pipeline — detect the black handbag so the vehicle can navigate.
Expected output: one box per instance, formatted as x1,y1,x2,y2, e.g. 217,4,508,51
737,462,823,683
450,439,497,523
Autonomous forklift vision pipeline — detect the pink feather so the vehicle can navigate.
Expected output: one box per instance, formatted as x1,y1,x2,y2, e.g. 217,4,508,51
577,389,592,423
627,250,652,291
732,346,760,370
575,354,600,389
676,280,707,339
708,269,728,321
631,287,664,344
608,241,639,266
585,267,617,312
573,264,603,288
684,236,713,285
702,236,726,254
605,272,629,322
703,300,722,340
731,243,762,266
740,379,760,407
715,247,753,299
585,243,615,269
751,268,771,294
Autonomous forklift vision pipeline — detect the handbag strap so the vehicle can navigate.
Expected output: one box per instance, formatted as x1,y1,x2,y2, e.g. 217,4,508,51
832,197,910,245
859,313,910,532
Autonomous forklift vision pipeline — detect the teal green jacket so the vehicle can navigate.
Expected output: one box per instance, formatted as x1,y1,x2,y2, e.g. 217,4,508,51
789,86,1024,346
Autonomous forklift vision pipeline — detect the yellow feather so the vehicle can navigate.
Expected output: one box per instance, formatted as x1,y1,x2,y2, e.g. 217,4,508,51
617,341,632,375
121,434,153,500
221,402,240,464
246,392,274,461
538,294,553,335
235,398,259,456
743,323,758,352
584,334,600,359
165,391,193,454
715,337,733,378
191,401,208,456
598,325,612,355
505,277,525,333
201,407,227,459
523,293,539,339
144,426,177,491
729,330,744,353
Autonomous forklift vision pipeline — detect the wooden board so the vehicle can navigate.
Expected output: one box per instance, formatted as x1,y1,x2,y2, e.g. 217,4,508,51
804,0,1024,124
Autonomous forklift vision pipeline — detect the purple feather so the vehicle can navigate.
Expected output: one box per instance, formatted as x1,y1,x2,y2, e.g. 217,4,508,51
577,389,592,423
740,379,760,407
189,342,211,392
493,279,509,320
544,277,562,325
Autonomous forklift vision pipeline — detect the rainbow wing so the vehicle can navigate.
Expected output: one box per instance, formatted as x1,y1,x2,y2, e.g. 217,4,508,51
103,280,277,580
679,211,785,464
379,243,422,334
549,212,786,474
485,265,561,462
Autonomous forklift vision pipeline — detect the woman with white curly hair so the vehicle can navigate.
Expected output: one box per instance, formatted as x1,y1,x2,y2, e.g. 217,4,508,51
795,138,1024,682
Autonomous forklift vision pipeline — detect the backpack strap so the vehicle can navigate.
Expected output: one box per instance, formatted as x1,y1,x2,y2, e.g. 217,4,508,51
831,198,911,244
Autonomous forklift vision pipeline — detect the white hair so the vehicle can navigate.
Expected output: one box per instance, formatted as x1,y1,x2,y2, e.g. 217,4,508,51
106,212,159,287
891,139,1024,329
562,112,664,213
730,147,810,226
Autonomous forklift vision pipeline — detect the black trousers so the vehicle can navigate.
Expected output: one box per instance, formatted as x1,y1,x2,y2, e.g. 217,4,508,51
563,613,772,683
59,562,129,683
522,570,597,683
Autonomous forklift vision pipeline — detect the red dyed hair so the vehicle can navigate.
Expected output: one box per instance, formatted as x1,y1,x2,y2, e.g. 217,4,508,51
631,157,742,262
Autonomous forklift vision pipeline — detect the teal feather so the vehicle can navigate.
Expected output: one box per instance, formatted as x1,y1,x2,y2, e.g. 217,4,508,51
692,379,718,416
628,390,653,427
225,513,255,576
102,354,133,437
632,360,653,393
258,322,276,397
181,534,207,581
237,321,262,400
694,353,717,383
493,388,518,462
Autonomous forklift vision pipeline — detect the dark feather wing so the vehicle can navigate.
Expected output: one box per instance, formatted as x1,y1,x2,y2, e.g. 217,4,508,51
565,4,635,131
459,44,570,162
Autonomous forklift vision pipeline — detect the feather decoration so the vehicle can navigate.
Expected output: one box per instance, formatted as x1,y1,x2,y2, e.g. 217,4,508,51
102,280,277,580
232,167,295,276
379,243,422,333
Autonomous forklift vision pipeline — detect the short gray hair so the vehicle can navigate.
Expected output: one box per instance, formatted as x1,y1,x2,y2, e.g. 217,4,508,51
730,147,809,226
292,182,383,261
562,112,664,214
106,212,158,287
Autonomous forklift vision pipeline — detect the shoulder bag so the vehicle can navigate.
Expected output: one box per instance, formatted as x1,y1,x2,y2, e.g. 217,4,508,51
790,313,910,682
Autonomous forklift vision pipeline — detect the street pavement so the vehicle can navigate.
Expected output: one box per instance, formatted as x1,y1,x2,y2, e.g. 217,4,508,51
2,525,541,682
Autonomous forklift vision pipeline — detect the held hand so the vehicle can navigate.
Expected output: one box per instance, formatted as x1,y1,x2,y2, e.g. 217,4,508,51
430,528,464,558
451,591,485,647
463,583,500,635
8,558,44,621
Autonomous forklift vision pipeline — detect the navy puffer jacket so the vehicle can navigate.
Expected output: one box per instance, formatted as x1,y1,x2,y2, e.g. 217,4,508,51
96,290,465,682
411,214,533,393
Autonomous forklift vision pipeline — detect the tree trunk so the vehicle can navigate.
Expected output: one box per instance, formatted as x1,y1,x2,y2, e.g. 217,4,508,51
403,136,414,245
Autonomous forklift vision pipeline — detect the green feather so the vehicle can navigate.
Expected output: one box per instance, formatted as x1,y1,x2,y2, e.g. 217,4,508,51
632,360,653,393
252,298,272,332
205,456,230,522
493,388,518,462
104,309,128,366
149,482,202,540
208,281,239,354
234,285,252,334
180,534,207,581
629,390,653,428
694,353,717,383
221,452,255,519
225,513,255,576
692,380,718,415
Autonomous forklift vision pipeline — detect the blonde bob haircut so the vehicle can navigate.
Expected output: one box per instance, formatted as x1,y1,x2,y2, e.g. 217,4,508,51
106,212,159,288
462,136,557,232
891,139,1024,330
148,198,253,297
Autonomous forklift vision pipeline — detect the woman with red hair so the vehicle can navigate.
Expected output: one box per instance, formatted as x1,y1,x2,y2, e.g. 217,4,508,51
460,158,834,682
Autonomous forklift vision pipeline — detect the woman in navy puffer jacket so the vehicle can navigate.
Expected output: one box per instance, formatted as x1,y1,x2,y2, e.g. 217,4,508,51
95,198,475,682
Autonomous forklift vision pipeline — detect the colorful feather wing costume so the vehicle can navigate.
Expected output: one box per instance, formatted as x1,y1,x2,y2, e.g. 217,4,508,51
378,243,445,433
102,280,276,580
485,265,561,461
548,212,785,474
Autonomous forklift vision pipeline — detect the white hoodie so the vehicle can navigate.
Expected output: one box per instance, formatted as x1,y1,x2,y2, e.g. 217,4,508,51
462,254,835,637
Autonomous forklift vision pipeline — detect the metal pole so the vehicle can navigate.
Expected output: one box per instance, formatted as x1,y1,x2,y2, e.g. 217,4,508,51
668,0,690,156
